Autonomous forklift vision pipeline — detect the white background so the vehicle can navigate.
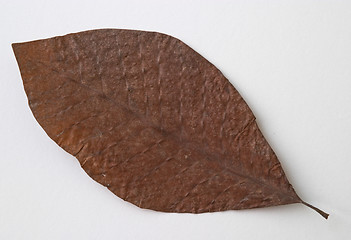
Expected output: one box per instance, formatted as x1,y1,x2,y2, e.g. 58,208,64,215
1,0,350,239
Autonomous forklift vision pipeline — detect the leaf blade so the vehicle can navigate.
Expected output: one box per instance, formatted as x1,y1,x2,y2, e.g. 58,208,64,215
13,29,327,217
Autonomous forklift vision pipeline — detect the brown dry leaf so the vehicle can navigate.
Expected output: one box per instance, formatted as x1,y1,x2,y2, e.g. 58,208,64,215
12,29,328,218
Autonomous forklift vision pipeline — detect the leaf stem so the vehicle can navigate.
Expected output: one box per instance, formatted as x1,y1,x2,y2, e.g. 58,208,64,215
302,201,329,219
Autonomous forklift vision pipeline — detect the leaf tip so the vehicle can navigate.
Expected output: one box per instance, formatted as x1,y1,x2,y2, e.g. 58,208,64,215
12,42,22,60
11,42,20,51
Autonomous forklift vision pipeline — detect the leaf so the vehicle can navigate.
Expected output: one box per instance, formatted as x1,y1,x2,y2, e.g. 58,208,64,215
12,29,328,218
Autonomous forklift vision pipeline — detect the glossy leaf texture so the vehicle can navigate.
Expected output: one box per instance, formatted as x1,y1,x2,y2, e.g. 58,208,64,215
13,29,328,218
